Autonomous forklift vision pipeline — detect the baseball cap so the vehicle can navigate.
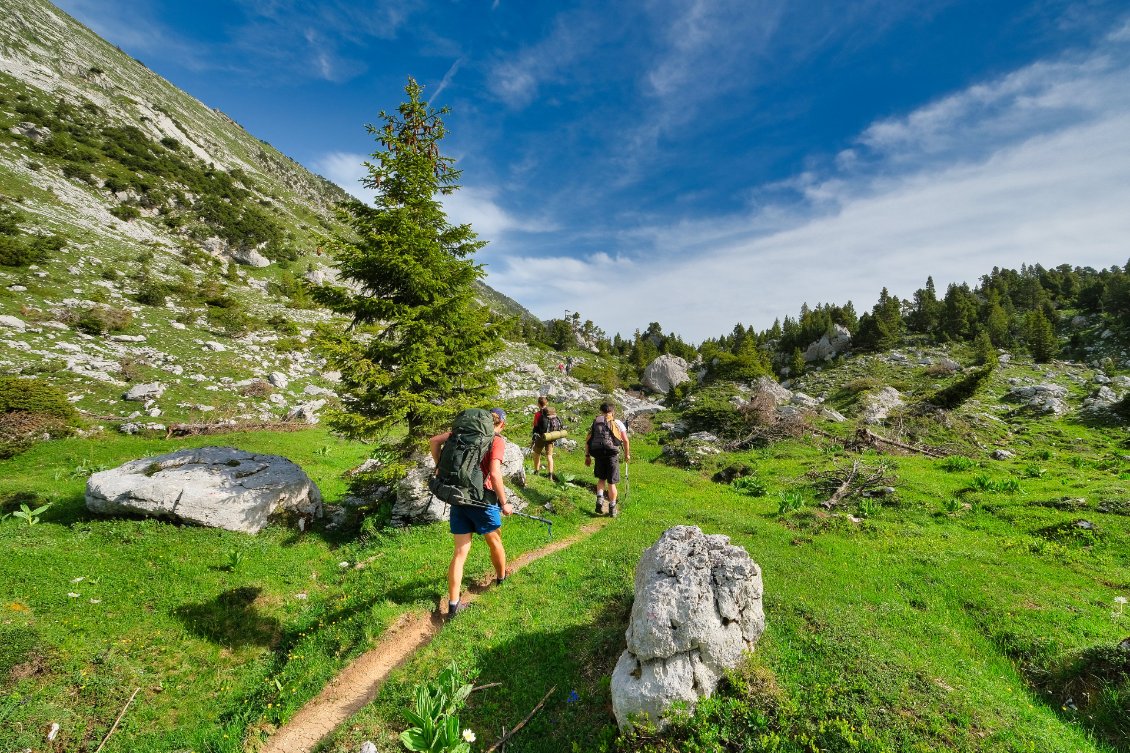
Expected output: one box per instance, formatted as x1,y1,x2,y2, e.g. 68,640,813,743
490,408,507,422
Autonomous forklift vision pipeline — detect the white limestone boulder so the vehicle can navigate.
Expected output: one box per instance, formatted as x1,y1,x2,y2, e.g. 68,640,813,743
85,446,322,534
642,355,691,394
611,526,765,732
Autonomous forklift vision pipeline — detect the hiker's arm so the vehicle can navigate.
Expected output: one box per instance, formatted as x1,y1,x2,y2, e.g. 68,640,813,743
584,431,592,466
489,459,513,514
623,435,631,463
429,432,450,472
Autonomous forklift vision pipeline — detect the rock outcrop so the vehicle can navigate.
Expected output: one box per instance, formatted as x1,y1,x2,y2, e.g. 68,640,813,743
642,355,691,394
803,324,851,363
611,526,765,732
860,386,903,424
85,446,322,533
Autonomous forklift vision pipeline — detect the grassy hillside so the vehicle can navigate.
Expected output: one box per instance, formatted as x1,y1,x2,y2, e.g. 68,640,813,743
2,339,1127,751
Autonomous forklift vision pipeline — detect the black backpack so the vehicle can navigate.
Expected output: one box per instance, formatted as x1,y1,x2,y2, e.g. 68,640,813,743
428,409,495,507
536,407,563,436
588,415,622,456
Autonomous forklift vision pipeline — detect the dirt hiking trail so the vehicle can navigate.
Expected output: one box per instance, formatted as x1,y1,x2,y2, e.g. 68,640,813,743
261,518,611,753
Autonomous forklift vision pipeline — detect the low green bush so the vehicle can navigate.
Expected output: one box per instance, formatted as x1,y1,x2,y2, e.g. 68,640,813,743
0,377,79,458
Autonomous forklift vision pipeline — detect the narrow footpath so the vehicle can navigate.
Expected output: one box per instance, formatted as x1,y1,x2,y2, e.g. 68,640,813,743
261,518,611,753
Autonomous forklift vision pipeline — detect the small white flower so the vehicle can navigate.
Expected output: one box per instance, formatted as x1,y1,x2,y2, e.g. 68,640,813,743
71,576,85,583
294,593,308,600
90,598,102,604
1115,596,1128,605
67,592,80,598
462,728,476,743
47,722,60,740
338,561,350,568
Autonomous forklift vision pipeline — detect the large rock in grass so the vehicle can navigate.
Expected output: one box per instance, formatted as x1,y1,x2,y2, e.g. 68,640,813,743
860,386,903,424
85,446,322,533
642,355,691,394
611,526,765,732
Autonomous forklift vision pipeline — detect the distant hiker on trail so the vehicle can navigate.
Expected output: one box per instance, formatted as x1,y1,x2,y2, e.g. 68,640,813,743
429,408,513,619
531,396,563,480
585,401,630,517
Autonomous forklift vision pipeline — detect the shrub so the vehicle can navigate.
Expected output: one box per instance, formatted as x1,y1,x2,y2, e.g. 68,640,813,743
845,376,880,394
70,305,133,335
940,456,976,472
0,377,79,458
207,304,255,337
925,364,994,410
110,205,141,221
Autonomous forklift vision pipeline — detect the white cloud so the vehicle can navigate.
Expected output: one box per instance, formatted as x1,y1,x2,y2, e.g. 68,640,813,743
486,10,599,108
483,38,1130,341
312,152,553,242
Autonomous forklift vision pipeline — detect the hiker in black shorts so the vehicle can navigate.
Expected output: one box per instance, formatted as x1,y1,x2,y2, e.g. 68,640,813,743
584,402,630,517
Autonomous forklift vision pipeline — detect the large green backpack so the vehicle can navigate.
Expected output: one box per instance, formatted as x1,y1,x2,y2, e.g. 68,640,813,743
429,409,496,507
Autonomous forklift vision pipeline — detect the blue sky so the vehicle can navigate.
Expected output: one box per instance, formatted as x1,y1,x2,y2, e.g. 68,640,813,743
55,0,1130,342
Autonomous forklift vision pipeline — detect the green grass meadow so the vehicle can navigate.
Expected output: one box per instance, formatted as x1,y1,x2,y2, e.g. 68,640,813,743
1,416,1128,752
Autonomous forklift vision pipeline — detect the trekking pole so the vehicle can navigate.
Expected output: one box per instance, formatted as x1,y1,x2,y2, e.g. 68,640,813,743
511,510,553,540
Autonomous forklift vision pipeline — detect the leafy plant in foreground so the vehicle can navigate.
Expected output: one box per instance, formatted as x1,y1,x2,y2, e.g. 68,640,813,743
731,476,768,497
400,662,475,753
777,490,804,515
9,502,51,525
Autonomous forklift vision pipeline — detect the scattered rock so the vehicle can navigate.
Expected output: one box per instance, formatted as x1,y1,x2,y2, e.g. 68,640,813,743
286,399,326,424
861,387,903,424
0,315,28,331
232,245,271,268
268,371,289,389
123,382,164,401
86,446,322,534
610,526,765,732
991,449,1015,460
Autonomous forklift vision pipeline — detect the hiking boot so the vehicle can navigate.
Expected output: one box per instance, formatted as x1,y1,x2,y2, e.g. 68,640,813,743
595,498,607,515
445,600,469,621
608,503,619,518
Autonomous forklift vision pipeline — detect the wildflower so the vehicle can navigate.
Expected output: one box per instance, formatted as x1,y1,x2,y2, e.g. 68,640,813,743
295,593,308,600
67,592,80,598
462,729,476,743
71,576,84,583
567,690,579,703
338,561,350,568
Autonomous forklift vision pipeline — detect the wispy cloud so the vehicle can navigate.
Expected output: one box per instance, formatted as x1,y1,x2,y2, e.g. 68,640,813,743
57,0,422,83
487,9,604,108
430,57,464,103
483,31,1130,341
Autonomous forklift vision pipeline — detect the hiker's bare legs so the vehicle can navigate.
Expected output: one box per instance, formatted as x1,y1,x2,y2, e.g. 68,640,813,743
596,479,606,496
608,482,618,504
483,529,507,581
532,447,543,474
448,533,473,604
546,447,555,478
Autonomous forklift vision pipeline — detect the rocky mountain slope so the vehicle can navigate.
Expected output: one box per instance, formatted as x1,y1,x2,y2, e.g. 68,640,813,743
0,0,532,431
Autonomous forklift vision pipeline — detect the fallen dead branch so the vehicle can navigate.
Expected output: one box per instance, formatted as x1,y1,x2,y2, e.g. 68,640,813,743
164,420,311,439
485,685,556,753
809,460,897,509
849,427,948,458
94,687,140,753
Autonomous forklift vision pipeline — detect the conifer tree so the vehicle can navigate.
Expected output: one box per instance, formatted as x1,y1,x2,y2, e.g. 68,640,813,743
1025,309,1058,363
314,78,502,450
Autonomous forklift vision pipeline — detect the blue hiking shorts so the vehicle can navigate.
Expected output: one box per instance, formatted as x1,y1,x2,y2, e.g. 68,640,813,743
449,503,502,535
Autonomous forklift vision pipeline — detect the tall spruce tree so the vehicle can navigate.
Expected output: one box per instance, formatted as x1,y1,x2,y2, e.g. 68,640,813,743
314,78,501,450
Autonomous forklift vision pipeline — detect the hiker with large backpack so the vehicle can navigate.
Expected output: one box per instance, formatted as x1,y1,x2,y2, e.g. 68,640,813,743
531,396,565,480
584,401,631,517
428,408,514,619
